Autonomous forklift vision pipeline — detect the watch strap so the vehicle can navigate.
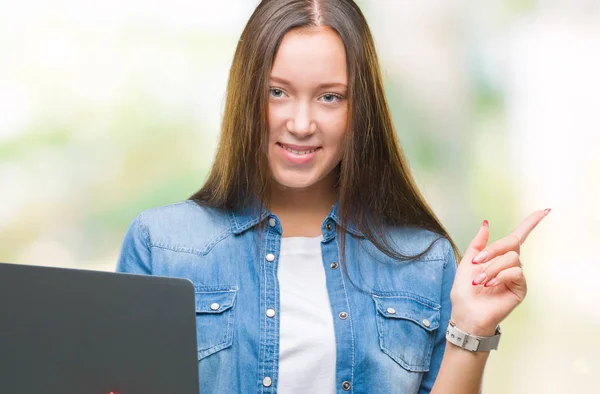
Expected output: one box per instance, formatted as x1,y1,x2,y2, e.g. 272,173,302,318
446,321,501,352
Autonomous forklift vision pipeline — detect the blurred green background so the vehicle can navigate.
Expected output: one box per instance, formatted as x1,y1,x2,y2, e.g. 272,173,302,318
1,1,598,392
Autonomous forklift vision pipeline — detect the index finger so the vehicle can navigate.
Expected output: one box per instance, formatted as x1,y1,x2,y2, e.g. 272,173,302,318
512,208,551,245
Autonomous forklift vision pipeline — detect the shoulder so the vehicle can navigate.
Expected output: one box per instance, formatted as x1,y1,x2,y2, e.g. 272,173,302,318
132,200,233,254
135,200,229,229
385,226,454,265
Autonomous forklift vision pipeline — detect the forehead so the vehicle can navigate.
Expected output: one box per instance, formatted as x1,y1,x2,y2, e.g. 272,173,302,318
270,26,347,86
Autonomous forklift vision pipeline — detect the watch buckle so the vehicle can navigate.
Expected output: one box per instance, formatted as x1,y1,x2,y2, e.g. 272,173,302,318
458,331,481,352
466,336,481,352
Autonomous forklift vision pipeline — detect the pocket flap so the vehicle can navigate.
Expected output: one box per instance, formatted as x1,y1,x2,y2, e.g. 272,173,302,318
372,294,440,331
195,289,237,314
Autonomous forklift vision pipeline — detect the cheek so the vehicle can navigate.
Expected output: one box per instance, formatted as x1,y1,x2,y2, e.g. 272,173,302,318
268,105,286,140
321,111,347,151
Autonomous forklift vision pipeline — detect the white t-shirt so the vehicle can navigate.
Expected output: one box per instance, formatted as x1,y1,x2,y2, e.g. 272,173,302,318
277,235,336,394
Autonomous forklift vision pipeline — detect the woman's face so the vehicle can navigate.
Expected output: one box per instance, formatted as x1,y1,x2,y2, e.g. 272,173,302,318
267,26,348,190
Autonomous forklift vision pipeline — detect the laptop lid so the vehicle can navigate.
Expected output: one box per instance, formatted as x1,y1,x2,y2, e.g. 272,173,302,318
0,262,199,394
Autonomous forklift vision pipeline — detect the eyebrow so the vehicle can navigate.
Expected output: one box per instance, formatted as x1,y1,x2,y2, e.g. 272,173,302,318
270,75,347,90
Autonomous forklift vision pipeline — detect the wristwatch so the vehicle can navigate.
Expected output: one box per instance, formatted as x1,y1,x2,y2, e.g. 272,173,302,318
445,320,501,352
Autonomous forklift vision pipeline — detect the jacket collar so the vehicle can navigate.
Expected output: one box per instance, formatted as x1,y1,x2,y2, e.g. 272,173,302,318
229,200,364,238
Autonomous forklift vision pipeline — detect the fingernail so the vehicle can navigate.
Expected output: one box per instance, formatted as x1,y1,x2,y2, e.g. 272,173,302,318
472,250,488,264
473,272,487,285
482,220,489,228
484,278,498,287
544,208,551,214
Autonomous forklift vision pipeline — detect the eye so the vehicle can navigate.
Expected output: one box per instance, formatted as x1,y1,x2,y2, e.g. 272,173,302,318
269,88,287,99
320,93,344,104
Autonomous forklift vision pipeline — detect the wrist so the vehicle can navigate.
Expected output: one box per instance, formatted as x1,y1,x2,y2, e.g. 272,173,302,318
446,319,502,352
449,316,497,337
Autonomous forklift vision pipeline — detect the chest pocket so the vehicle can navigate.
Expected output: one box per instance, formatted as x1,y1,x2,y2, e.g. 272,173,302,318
372,293,440,372
195,287,238,360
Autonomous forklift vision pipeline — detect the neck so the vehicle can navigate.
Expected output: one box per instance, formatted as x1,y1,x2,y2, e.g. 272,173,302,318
268,174,337,237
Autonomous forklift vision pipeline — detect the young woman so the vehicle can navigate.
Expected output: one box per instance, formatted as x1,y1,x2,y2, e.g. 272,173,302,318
117,1,549,393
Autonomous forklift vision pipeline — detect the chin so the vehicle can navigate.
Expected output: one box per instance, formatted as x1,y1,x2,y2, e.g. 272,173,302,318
271,171,320,190
274,178,318,189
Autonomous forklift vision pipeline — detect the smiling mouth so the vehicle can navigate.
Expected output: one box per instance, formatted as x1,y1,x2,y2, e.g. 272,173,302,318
277,143,322,155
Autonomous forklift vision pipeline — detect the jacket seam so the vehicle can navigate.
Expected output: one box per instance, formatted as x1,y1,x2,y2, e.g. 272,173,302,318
136,212,153,273
337,235,356,393
371,292,441,311
442,239,454,269
148,227,233,256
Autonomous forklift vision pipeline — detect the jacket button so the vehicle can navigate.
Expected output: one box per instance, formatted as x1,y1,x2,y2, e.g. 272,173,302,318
330,262,338,269
210,303,220,311
263,376,272,387
342,381,351,391
266,253,275,262
266,308,276,318
268,218,276,227
422,319,431,327
339,312,348,320
386,307,396,315
326,222,333,231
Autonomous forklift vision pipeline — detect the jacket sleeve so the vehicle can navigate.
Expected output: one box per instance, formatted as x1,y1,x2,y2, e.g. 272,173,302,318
418,240,457,393
115,213,152,275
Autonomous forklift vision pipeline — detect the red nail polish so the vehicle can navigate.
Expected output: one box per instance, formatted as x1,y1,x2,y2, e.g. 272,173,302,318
482,220,489,228
472,280,478,286
484,278,498,287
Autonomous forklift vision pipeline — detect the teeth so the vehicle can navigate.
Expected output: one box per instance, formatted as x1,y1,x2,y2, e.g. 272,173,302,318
282,145,318,155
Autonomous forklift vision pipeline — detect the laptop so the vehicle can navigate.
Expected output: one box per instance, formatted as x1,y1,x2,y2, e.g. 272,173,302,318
0,262,199,394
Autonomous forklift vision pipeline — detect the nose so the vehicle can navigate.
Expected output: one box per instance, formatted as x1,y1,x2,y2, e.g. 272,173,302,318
286,101,316,137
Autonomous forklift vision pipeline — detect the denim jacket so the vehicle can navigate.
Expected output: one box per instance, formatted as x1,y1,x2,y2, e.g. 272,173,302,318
116,200,457,394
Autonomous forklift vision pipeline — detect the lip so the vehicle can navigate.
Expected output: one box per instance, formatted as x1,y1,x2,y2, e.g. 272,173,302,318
278,142,321,151
276,142,321,165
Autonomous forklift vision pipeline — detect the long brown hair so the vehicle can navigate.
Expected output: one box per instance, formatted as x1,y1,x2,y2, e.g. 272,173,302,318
190,0,460,262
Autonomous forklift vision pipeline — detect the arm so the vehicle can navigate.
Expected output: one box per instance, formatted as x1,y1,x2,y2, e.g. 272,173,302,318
427,243,494,394
430,339,491,394
115,213,152,275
